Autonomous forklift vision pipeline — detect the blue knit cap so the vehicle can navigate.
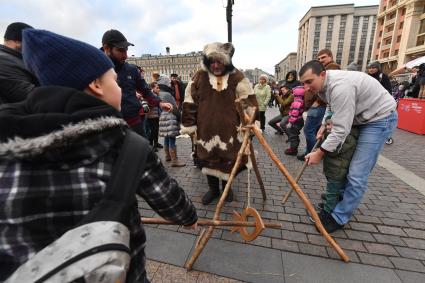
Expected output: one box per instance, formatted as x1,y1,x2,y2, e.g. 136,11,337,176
22,29,113,90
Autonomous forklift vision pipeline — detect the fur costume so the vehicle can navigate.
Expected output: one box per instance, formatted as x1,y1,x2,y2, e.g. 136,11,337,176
181,42,258,180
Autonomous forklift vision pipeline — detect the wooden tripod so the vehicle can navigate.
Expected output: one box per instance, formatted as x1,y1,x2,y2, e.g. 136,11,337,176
184,101,349,271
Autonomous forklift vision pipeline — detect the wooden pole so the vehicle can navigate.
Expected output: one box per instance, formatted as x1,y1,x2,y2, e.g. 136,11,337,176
141,217,282,229
281,139,322,204
249,143,266,200
249,124,349,262
185,110,257,270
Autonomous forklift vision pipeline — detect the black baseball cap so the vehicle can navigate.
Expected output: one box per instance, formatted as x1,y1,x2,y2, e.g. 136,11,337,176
4,22,33,41
102,29,134,48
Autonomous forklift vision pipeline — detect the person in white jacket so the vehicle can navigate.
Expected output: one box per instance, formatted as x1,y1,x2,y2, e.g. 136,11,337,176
299,60,397,233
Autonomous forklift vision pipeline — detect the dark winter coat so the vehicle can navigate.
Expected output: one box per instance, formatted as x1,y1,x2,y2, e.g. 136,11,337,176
0,44,38,104
0,86,197,282
369,71,392,94
115,62,160,119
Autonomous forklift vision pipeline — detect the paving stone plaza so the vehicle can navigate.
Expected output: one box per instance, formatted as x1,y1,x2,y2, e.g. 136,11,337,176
140,108,425,283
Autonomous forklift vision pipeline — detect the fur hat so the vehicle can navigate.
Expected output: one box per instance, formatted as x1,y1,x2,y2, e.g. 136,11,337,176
4,22,33,41
203,42,234,65
22,29,113,90
259,74,269,82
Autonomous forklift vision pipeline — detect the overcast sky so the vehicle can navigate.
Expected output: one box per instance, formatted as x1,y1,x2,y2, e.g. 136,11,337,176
1,0,379,73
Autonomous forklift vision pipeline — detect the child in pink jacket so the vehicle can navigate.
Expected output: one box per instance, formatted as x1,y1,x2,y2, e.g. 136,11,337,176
285,86,305,155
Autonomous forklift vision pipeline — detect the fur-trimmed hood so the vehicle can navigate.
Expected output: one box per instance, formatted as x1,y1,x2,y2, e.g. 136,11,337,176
0,85,127,162
0,116,126,161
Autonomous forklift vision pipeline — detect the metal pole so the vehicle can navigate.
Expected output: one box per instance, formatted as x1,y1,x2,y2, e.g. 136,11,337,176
226,0,234,42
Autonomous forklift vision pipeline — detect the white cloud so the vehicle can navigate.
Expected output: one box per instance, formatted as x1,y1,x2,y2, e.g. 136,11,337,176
0,0,379,73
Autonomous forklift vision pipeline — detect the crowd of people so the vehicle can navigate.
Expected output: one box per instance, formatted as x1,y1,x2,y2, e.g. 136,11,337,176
0,21,409,281
247,48,399,234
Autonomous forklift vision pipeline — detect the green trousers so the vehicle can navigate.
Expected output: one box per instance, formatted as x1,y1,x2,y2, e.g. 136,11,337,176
324,178,345,213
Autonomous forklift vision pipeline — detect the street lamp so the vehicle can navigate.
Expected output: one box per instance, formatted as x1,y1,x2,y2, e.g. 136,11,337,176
226,0,234,42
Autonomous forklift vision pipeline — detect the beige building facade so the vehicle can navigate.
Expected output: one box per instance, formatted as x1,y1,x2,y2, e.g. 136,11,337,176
371,0,425,73
127,51,203,83
242,68,274,85
275,52,297,84
297,4,378,71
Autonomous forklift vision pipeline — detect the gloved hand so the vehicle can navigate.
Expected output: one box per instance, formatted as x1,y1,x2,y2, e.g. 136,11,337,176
141,100,150,113
286,122,292,129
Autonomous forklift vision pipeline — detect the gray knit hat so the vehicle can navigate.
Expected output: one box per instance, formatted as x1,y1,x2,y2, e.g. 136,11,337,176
367,61,381,70
346,62,358,71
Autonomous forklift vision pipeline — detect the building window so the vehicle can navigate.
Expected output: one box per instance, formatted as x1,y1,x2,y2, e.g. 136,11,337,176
401,8,406,16
419,19,425,34
383,51,390,58
386,24,394,32
384,37,392,45
394,49,399,55
397,35,401,42
417,34,425,46
399,21,404,30
379,30,383,37
377,42,381,48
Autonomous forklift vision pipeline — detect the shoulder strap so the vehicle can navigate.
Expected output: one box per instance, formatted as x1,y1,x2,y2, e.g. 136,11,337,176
105,130,151,202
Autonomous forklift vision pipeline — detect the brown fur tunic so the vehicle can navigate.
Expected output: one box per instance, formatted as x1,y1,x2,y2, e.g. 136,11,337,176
181,69,258,180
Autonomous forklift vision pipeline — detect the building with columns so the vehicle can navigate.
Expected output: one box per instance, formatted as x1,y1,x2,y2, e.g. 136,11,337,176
371,0,425,73
242,68,274,85
297,4,379,71
275,52,297,84
127,48,203,83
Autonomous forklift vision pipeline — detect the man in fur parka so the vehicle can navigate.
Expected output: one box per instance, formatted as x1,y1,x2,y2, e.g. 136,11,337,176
181,42,259,205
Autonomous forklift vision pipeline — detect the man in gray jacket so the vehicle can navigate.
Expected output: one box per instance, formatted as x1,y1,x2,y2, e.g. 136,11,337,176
0,22,38,104
300,60,397,233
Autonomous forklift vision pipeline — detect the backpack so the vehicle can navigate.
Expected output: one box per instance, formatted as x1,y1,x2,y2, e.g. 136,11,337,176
6,130,150,283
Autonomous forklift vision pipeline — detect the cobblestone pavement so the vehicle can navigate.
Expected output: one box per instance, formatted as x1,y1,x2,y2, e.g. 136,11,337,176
146,260,244,283
139,107,425,280
380,127,425,179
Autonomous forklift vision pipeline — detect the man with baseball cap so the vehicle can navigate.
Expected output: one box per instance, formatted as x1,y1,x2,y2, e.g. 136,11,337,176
0,22,39,104
102,29,134,49
101,29,172,137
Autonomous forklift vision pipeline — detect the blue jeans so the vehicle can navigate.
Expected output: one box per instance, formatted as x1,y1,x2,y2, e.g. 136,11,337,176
164,136,176,149
332,111,398,225
303,106,326,154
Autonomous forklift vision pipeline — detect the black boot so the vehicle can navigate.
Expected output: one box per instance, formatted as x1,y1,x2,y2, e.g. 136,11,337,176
203,175,220,205
221,180,233,202
318,210,344,233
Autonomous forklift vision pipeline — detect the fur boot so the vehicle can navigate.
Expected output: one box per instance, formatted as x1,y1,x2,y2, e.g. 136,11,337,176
170,148,185,167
